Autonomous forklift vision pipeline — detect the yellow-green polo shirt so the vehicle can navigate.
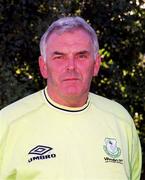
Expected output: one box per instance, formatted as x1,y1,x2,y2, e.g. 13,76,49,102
0,88,142,179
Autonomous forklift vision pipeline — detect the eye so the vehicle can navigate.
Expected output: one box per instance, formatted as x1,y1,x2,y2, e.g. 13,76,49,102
78,53,87,60
79,54,86,58
53,55,64,60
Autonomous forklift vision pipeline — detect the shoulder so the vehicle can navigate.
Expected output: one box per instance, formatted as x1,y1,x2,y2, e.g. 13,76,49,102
0,90,44,131
89,92,133,124
1,90,43,115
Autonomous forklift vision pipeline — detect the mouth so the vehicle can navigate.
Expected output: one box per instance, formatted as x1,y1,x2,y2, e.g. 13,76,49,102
63,78,80,82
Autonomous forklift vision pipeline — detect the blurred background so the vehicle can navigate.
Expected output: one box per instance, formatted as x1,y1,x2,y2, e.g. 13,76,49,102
0,0,145,178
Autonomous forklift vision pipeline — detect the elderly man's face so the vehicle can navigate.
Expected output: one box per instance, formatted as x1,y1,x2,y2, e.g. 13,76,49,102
39,29,101,106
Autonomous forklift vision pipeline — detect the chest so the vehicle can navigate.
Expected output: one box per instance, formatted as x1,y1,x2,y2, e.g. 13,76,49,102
1,111,130,179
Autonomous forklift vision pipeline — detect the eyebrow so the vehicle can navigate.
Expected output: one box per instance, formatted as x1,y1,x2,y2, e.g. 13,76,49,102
52,51,65,56
52,50,90,55
76,50,90,55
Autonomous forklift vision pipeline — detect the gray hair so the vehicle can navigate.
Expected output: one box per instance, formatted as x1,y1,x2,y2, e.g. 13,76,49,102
40,16,99,61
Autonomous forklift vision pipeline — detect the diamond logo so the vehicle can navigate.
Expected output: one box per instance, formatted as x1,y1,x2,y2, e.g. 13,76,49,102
28,145,53,155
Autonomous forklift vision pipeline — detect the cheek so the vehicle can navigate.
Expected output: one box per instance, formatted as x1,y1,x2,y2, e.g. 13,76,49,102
81,64,95,79
48,66,65,84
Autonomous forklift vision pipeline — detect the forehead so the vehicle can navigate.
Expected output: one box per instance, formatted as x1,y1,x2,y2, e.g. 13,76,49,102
45,29,92,52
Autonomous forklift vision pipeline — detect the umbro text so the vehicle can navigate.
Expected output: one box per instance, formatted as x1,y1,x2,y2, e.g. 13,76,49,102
28,153,56,163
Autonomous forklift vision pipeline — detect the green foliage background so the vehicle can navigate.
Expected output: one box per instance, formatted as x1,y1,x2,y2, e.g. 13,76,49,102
0,0,145,178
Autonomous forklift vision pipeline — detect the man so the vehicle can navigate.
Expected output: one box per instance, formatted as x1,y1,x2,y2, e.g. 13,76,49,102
0,16,142,179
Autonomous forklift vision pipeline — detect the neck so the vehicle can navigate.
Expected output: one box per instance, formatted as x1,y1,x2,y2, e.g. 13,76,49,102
46,88,88,108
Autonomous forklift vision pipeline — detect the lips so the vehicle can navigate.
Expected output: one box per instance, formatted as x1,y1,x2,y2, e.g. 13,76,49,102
63,77,79,81
60,72,81,82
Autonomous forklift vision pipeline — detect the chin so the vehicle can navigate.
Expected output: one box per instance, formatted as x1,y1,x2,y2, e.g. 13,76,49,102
60,84,88,97
62,89,82,97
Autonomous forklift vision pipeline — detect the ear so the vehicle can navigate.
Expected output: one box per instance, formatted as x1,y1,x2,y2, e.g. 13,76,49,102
93,53,101,76
38,56,48,79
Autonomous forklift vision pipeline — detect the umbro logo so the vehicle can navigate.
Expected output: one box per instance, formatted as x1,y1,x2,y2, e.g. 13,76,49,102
29,145,52,155
28,145,56,163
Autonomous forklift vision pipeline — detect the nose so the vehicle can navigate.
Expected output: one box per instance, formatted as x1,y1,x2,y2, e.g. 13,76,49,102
66,56,76,71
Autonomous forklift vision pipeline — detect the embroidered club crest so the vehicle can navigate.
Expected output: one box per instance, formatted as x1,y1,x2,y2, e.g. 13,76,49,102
103,138,121,158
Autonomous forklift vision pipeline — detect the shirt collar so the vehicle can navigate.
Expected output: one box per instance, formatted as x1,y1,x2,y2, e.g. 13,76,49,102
43,87,90,113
